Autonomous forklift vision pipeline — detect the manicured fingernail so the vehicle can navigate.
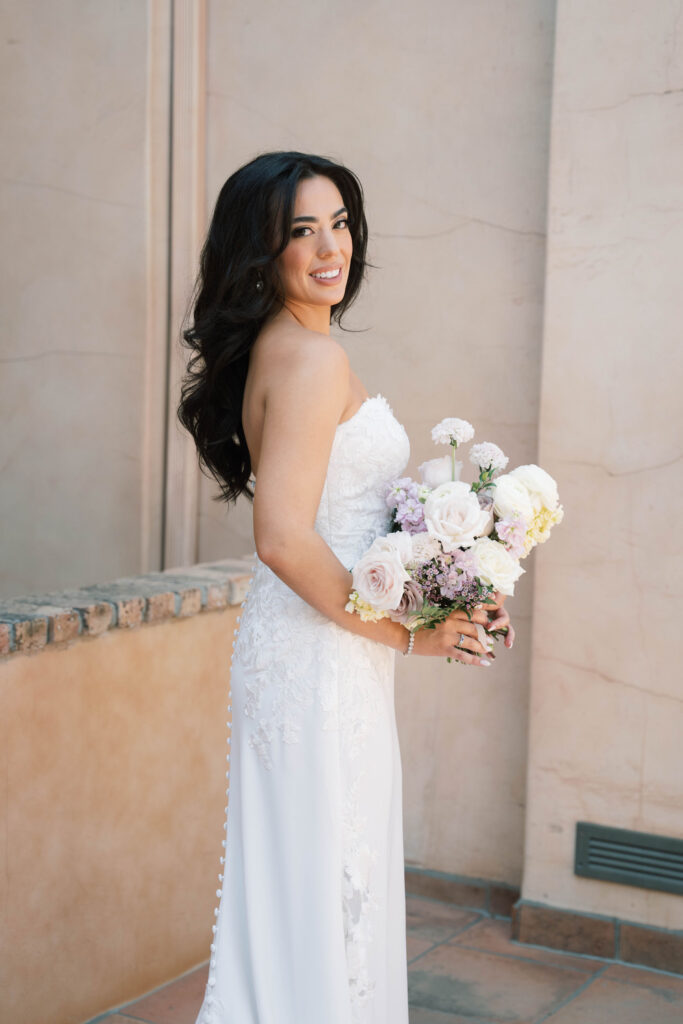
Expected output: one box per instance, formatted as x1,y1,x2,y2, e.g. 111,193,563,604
480,659,491,667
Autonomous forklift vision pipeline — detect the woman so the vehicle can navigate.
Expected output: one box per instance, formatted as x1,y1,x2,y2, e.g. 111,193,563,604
178,151,514,1024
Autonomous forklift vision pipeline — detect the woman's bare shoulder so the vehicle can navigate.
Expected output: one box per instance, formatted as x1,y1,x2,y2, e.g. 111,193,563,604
255,319,349,387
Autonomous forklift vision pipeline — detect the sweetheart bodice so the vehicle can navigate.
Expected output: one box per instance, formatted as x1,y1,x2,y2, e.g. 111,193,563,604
314,393,410,568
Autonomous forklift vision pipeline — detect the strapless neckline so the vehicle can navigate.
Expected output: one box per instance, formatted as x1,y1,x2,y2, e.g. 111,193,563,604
336,393,388,432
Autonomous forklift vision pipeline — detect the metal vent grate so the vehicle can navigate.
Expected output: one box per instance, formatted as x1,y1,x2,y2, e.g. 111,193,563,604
575,822,683,895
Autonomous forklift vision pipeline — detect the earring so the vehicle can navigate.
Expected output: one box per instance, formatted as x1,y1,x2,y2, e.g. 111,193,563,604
256,275,263,292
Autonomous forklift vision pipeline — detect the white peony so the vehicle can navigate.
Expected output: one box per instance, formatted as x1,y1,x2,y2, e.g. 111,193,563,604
469,442,508,473
492,474,535,522
352,540,410,611
418,455,461,488
470,537,525,596
509,464,560,512
408,531,442,565
423,481,491,551
431,417,475,446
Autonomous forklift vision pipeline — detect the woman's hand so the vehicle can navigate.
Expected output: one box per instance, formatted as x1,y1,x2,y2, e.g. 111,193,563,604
412,606,493,665
482,591,515,649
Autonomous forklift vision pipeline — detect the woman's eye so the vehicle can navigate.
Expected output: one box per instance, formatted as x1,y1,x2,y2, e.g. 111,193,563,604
292,218,349,238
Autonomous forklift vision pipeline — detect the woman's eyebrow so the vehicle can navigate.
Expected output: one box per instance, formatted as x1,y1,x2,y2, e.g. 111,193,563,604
292,206,348,224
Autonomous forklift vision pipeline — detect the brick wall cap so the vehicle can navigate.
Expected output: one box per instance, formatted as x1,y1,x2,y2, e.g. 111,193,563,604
0,554,257,656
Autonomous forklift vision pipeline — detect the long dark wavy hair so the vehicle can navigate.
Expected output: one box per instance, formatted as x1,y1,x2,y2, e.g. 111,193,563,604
177,150,371,505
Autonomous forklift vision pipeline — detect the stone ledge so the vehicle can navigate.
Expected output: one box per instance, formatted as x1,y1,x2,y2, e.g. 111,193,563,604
405,865,520,919
0,554,257,657
406,872,683,976
511,898,683,976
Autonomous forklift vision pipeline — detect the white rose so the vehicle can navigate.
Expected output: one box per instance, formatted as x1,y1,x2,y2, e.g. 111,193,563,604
492,474,535,522
479,505,496,537
470,537,525,596
418,455,461,488
368,531,413,565
352,543,410,611
423,481,491,551
509,464,559,511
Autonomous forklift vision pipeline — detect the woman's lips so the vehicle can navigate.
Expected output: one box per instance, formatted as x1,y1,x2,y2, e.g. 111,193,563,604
309,266,343,285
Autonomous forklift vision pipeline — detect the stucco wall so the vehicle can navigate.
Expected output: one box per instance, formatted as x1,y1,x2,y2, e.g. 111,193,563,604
523,0,683,927
2,1,682,978
0,605,237,1024
0,0,170,596
201,0,557,889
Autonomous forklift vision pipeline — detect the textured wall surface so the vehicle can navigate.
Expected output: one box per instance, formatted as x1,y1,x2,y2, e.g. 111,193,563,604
202,0,557,887
0,607,236,1024
0,0,169,597
3,1,682,972
523,0,683,927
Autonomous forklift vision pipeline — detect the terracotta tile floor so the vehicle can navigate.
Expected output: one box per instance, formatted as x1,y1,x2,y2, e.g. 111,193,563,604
90,894,683,1024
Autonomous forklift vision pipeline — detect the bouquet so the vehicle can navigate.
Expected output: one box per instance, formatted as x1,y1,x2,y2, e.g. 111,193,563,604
345,417,564,662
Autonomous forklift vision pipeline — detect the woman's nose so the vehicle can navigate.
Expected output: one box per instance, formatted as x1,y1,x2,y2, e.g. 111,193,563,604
317,228,339,257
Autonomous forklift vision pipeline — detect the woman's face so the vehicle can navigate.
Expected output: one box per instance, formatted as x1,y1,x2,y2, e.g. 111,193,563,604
275,175,352,311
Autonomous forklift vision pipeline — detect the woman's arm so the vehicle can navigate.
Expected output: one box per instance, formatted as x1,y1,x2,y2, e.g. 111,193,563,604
252,330,490,662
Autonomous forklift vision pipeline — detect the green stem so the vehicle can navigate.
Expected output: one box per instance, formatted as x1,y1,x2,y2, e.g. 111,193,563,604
451,441,457,481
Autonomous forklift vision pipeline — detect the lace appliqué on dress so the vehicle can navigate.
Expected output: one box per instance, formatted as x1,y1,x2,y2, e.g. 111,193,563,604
236,559,339,771
236,393,409,774
224,392,409,1018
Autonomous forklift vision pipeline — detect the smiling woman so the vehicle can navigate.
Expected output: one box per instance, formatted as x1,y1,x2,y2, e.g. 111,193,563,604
177,151,371,505
273,175,354,333
176,150,497,1024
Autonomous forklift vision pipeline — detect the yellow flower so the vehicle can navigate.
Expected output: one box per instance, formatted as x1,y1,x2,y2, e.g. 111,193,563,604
524,505,565,555
345,590,390,623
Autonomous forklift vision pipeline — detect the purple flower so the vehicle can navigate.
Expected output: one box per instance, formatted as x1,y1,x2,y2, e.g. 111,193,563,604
388,579,424,623
495,514,527,559
384,475,419,510
395,497,426,534
451,548,478,574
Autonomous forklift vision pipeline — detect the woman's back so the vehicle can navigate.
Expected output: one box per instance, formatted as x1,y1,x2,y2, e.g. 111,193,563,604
241,316,369,478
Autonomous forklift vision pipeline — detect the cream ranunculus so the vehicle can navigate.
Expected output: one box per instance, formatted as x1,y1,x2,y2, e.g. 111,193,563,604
418,455,461,488
470,537,525,596
408,531,442,566
352,537,410,610
423,481,491,551
509,464,559,512
492,474,535,522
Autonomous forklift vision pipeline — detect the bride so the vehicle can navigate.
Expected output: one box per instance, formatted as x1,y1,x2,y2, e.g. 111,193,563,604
178,150,514,1024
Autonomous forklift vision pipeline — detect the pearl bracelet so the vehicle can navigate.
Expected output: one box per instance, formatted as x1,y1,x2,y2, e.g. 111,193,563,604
402,630,415,656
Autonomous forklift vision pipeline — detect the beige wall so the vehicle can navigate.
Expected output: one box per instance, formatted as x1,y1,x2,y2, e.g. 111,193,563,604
0,0,171,598
0,607,237,1024
201,0,557,887
2,0,682,979
524,0,683,928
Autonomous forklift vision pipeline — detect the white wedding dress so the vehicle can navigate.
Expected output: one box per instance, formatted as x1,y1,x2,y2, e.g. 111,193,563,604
194,393,411,1024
